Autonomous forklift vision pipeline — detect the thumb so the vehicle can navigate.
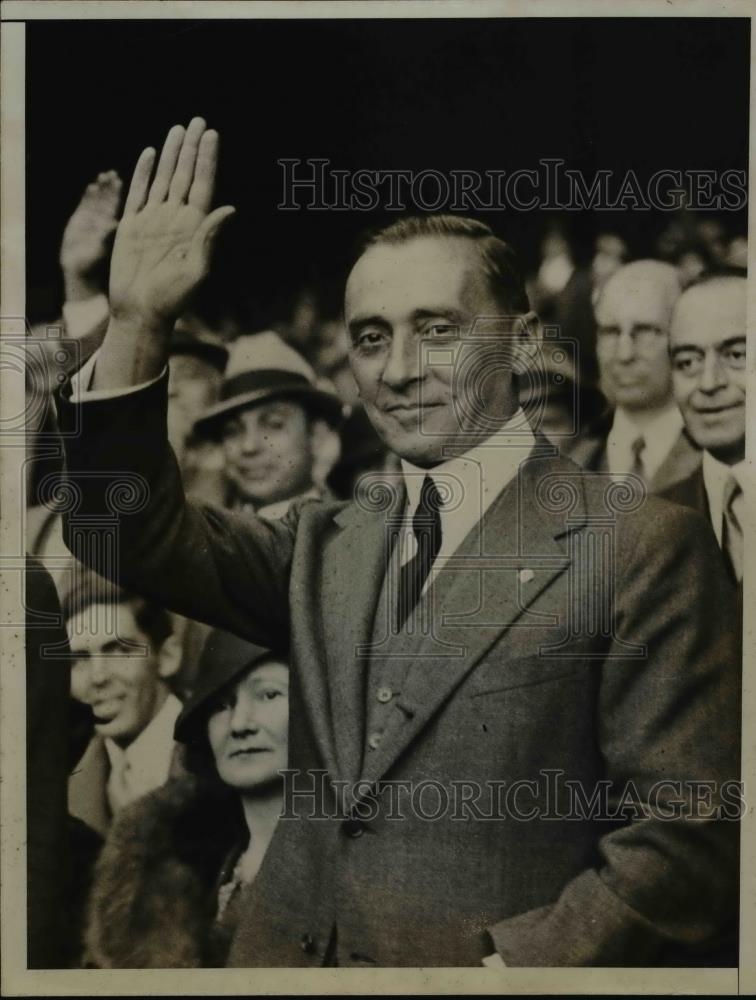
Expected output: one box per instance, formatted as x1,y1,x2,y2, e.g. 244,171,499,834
191,205,236,267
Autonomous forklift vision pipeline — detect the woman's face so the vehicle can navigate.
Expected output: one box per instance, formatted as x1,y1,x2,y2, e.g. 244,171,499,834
207,661,289,792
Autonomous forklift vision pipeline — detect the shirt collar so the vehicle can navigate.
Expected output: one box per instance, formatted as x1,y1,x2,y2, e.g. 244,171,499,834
702,450,747,542
608,405,683,479
244,486,321,522
104,691,182,774
400,408,535,516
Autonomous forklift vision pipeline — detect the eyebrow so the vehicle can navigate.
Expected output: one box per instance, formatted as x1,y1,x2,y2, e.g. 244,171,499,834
347,307,463,342
347,314,390,342
671,335,746,355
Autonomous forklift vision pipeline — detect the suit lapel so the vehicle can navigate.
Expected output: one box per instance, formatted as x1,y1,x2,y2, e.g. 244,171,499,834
650,430,702,494
68,737,111,837
320,481,406,786
360,452,584,790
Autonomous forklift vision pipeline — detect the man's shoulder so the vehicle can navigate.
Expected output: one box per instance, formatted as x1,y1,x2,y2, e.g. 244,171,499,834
658,465,707,513
536,451,711,545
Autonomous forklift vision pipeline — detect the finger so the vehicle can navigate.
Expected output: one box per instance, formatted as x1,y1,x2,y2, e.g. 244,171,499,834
187,129,220,213
168,116,207,204
124,147,157,214
101,175,124,214
147,124,186,204
189,204,236,268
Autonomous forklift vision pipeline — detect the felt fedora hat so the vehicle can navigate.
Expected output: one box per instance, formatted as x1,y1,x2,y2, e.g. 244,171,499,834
193,331,345,438
174,628,286,745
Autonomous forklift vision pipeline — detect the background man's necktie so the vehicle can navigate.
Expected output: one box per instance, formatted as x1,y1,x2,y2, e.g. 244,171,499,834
106,755,133,814
630,435,646,481
721,474,743,583
396,475,443,630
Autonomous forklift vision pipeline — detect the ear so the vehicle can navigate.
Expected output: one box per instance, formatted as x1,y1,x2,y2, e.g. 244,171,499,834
158,633,183,680
510,310,542,377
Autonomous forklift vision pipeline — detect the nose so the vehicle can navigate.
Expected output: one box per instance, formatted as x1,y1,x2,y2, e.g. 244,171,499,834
382,329,423,391
230,693,260,736
615,329,636,363
238,422,262,455
698,350,728,393
89,656,111,687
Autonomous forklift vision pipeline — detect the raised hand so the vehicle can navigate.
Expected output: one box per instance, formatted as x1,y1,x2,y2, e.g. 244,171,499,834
60,170,123,301
108,117,235,331
92,118,235,390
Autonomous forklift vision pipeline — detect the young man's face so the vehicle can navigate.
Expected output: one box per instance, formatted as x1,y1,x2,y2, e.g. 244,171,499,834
68,602,167,748
220,399,315,507
207,661,289,792
670,278,747,464
345,235,527,467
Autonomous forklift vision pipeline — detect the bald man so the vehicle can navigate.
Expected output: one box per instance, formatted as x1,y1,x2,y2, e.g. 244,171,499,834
663,271,748,586
569,260,701,492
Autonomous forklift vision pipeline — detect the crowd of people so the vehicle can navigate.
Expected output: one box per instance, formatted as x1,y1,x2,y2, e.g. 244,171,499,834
24,120,746,968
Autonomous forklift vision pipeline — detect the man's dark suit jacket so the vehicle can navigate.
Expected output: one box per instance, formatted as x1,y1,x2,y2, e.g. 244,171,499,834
661,467,743,600
56,374,740,968
568,410,702,494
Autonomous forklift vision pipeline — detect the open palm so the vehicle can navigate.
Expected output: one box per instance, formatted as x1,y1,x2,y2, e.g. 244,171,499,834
109,118,235,327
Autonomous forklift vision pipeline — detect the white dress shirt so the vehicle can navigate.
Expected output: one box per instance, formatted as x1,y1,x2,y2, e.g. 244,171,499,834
606,405,684,481
399,411,535,589
104,692,182,812
702,451,748,547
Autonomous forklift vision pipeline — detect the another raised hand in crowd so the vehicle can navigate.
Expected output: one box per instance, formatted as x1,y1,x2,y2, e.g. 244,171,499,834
60,170,123,306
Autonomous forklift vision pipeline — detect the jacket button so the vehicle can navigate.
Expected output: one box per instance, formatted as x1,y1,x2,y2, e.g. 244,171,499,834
376,686,393,703
300,933,316,954
341,817,365,838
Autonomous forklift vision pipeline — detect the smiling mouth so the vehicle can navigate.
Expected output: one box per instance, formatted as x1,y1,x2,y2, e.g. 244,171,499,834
229,747,270,758
694,403,742,415
384,402,443,413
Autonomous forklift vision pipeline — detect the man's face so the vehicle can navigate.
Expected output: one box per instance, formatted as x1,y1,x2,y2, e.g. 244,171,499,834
167,354,222,463
345,236,525,467
68,603,166,748
595,272,676,412
220,399,315,507
207,661,289,792
670,279,747,463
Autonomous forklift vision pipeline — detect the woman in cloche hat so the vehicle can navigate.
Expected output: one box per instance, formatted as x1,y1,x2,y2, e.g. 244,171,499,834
83,630,290,967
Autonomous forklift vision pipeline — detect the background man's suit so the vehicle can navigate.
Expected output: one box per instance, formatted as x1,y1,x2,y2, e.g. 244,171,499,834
57,374,740,967
568,410,701,493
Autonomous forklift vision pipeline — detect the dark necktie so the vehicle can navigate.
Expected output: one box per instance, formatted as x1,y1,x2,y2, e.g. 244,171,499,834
630,435,646,481
396,475,443,630
722,475,743,584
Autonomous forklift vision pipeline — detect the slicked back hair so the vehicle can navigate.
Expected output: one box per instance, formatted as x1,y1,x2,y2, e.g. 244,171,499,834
351,214,531,316
62,569,173,651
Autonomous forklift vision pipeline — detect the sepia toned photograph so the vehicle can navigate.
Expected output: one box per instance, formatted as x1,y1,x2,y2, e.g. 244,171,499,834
0,1,753,994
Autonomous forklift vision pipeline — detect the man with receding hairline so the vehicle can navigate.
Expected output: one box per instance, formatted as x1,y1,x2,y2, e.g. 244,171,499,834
57,119,740,967
570,259,701,492
663,271,749,586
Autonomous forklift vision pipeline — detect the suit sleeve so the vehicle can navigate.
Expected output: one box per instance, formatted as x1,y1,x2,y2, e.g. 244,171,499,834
488,502,741,966
55,371,299,650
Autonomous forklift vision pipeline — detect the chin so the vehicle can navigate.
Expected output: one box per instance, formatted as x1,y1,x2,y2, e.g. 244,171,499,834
691,428,744,459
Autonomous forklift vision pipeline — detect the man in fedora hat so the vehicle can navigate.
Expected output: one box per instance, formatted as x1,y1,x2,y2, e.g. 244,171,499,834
58,119,739,967
193,331,344,519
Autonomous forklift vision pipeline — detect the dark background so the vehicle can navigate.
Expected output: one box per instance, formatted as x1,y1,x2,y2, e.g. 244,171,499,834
26,17,750,324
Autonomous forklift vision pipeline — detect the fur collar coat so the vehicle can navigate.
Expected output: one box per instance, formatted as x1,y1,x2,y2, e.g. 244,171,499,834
84,773,247,968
